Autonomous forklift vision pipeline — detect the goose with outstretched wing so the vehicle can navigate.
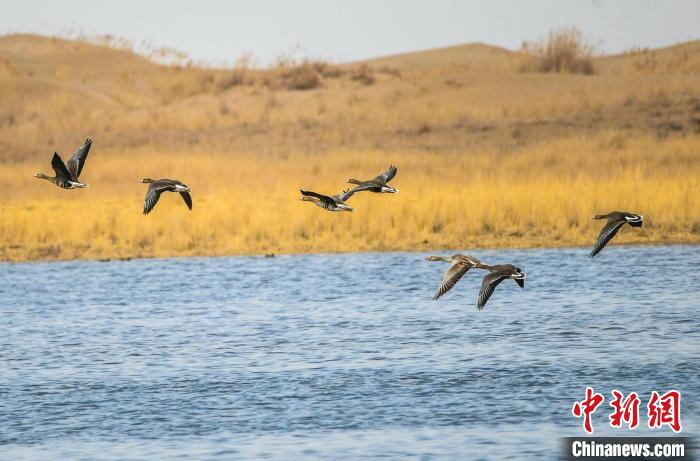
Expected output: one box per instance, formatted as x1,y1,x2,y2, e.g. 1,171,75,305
425,254,485,300
476,264,525,310
34,138,93,189
347,164,398,194
141,178,192,215
589,211,643,257
300,188,355,212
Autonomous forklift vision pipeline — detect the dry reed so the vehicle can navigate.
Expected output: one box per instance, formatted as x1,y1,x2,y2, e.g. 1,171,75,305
520,27,595,74
1,133,698,261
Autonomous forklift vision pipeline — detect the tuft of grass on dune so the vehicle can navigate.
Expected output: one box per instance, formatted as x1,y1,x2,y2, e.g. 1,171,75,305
1,133,699,261
519,27,595,75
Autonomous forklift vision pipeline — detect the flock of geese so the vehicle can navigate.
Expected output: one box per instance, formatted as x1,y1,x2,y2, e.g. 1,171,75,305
299,164,398,212
424,209,643,308
33,139,644,309
33,138,193,215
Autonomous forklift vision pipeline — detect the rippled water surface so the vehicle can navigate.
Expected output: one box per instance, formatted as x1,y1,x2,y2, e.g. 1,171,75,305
1,246,698,460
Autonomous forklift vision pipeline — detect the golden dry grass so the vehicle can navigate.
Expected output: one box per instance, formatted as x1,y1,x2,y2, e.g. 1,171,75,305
2,133,699,261
1,33,699,261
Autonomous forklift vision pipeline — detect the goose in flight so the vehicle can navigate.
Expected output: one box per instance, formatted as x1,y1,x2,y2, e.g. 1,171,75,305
300,189,355,212
347,164,398,194
141,178,192,215
34,138,92,189
589,211,643,257
425,254,485,300
476,264,525,310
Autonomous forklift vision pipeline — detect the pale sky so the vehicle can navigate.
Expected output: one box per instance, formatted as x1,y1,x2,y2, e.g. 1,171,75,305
2,0,699,66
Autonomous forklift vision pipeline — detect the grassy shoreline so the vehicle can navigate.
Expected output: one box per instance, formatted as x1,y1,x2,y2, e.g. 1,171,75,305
2,240,698,264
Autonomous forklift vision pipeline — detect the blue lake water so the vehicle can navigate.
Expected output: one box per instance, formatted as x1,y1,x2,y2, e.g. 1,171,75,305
1,246,698,460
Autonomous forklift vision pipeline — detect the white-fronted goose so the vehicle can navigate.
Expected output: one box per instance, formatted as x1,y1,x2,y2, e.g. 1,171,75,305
300,189,355,212
347,164,398,194
589,211,643,257
477,264,525,310
141,178,192,215
34,138,92,189
425,254,485,300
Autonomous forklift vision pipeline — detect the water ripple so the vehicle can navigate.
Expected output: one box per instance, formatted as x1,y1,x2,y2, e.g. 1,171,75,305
0,245,698,460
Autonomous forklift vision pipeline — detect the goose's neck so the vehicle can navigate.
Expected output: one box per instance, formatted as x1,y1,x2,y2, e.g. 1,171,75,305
426,256,452,263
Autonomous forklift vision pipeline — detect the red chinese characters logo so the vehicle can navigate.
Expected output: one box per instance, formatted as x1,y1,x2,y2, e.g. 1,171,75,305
572,388,682,434
648,390,682,433
609,389,640,429
572,387,605,434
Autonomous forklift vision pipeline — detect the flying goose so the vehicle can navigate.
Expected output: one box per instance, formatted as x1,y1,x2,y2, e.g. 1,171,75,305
425,254,485,300
476,264,525,310
589,211,643,257
33,138,92,189
141,178,192,215
300,189,355,212
347,164,398,194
